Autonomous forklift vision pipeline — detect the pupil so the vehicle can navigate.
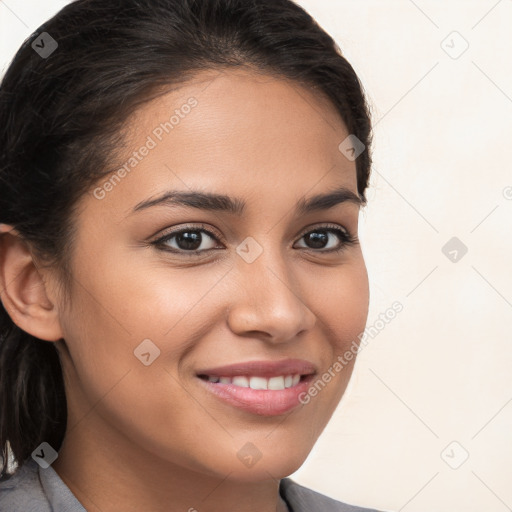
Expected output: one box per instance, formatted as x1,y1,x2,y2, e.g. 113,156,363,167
306,231,327,249
177,231,201,250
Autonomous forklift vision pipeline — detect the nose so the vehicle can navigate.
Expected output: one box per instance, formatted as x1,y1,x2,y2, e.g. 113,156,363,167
226,246,317,343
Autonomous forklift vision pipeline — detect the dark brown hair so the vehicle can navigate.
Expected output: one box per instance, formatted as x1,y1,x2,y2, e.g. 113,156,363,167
0,0,373,478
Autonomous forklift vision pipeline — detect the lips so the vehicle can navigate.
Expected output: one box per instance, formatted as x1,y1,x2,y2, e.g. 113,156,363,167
195,358,316,379
195,358,317,415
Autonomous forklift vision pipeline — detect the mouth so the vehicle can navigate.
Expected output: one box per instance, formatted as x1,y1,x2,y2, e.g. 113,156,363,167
197,373,309,390
195,359,317,416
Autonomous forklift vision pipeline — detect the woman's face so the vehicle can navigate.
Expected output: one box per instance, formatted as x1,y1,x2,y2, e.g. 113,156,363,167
54,67,369,481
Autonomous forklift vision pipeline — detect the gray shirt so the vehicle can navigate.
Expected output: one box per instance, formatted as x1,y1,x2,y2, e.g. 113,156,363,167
0,458,382,511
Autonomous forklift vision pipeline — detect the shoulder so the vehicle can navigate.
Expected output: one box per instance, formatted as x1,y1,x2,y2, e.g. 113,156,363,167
0,458,52,512
0,457,86,512
279,477,385,512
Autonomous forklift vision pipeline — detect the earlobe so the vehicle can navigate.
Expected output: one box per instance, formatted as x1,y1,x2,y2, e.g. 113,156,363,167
0,223,64,342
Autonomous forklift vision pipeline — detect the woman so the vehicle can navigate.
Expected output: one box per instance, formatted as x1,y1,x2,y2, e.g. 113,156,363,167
0,0,380,510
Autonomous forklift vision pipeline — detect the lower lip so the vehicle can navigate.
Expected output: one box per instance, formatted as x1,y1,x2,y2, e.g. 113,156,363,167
196,375,315,416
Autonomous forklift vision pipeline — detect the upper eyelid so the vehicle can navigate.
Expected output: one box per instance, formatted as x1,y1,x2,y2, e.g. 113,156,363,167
297,222,350,235
154,223,223,242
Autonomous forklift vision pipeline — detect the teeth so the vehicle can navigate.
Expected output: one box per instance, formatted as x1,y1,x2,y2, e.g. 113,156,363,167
250,376,268,390
206,374,302,389
232,376,249,387
268,376,285,390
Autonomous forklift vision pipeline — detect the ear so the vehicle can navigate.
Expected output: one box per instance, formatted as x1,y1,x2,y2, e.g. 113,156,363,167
0,223,64,342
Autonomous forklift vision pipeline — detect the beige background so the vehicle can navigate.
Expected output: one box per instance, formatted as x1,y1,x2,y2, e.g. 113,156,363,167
1,1,511,511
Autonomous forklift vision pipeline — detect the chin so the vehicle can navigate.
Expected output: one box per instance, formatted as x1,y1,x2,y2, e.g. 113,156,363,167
211,443,312,483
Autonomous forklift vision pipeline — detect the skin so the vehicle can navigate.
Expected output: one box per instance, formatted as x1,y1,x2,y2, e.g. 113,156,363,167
0,67,369,512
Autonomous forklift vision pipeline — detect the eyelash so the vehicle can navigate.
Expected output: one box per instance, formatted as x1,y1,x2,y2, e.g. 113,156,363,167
150,223,358,257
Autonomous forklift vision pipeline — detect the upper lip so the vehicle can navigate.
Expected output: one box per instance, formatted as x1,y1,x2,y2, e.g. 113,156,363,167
196,358,317,378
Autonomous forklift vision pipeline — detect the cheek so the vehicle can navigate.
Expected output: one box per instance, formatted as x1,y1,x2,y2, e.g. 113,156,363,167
288,257,369,417
68,240,231,345
310,256,370,354
58,248,234,418
58,271,223,468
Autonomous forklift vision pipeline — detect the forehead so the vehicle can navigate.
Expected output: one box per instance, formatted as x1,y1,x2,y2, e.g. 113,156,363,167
84,67,358,220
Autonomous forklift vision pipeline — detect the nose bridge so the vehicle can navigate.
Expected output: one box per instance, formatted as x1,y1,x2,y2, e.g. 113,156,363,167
227,235,316,339
237,234,295,294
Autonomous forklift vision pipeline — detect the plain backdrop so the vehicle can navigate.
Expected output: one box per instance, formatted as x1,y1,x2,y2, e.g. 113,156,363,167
1,1,511,511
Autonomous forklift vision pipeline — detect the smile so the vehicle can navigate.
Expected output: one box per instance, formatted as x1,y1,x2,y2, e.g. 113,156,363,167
198,374,302,390
194,358,317,415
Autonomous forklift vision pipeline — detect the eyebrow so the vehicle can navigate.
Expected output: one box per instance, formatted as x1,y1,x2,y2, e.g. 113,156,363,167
130,185,363,216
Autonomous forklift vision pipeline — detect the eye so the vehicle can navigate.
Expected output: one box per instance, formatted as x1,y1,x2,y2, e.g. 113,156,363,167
151,224,221,255
294,224,358,253
150,223,358,256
